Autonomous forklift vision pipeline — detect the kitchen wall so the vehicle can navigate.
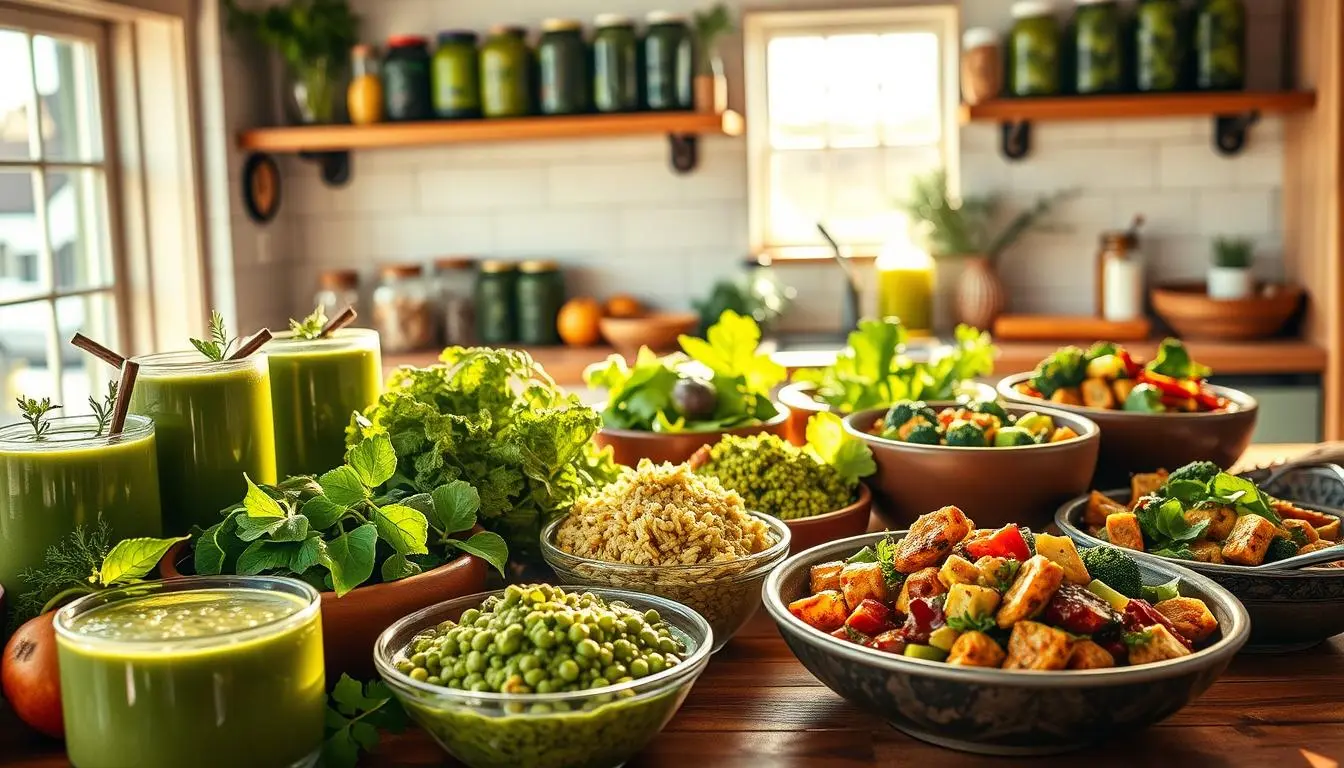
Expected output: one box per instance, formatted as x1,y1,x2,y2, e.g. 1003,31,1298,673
218,0,1292,336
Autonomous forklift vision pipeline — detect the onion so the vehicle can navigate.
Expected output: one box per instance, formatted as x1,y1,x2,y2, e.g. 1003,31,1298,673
2,612,64,738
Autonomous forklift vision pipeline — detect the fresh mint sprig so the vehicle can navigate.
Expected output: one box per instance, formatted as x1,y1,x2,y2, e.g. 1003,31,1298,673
89,381,119,436
289,306,328,341
190,310,236,361
323,675,408,768
16,395,60,439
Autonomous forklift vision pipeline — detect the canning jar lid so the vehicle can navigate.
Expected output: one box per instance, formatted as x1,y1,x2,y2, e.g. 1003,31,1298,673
595,13,634,27
646,10,687,24
436,30,478,45
962,27,999,50
319,268,359,290
434,256,476,270
519,259,560,273
1011,0,1056,18
386,34,429,48
541,18,583,32
479,259,517,273
380,263,424,279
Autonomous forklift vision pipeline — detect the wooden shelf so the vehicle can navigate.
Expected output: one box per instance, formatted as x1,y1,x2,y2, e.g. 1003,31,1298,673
960,91,1316,123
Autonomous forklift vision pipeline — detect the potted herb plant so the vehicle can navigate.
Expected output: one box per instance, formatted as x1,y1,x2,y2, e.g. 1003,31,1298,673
222,0,359,125
1208,236,1254,299
692,3,733,113
901,170,1073,329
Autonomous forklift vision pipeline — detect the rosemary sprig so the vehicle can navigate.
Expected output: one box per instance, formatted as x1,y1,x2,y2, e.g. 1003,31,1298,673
190,310,236,361
89,381,119,436
16,395,60,439
289,306,328,341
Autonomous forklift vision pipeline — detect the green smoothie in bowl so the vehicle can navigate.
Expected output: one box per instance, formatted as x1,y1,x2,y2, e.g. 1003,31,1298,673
268,328,382,477
55,575,325,768
0,414,162,596
129,351,277,534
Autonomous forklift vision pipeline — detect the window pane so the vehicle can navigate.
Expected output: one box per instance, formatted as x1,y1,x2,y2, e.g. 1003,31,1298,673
0,300,55,418
0,169,46,302
769,151,828,245
824,35,882,149
48,169,111,290
0,31,33,161
878,33,941,145
767,36,826,150
33,34,104,162
56,291,116,413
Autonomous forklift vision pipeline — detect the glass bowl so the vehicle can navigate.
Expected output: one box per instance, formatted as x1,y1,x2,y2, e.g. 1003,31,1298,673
374,586,712,768
541,511,791,653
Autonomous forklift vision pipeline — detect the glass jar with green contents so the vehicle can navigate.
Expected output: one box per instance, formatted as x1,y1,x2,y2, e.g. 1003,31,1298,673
1195,0,1245,90
1073,0,1122,94
538,19,589,115
384,35,433,121
56,576,325,768
1136,0,1184,92
515,260,565,346
644,11,693,110
593,14,639,113
475,260,518,344
480,25,531,118
433,31,480,119
0,415,162,602
1009,1,1061,96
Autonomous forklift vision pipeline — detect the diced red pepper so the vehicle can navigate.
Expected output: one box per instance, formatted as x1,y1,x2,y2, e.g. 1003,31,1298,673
1042,584,1121,635
867,629,908,655
964,525,1032,562
1117,350,1142,378
1138,370,1201,399
900,597,946,645
1122,598,1193,649
845,598,895,637
1194,390,1228,411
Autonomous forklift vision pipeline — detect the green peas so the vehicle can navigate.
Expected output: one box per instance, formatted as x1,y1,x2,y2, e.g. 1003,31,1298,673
558,659,580,682
534,679,555,694
613,639,633,661
597,647,614,666
568,623,590,643
518,654,540,672
647,654,665,673
576,638,600,658
644,609,661,624
658,637,678,654
591,676,610,689
629,658,650,678
597,614,615,633
409,667,429,682
466,650,485,674
603,664,625,680
460,608,481,625
497,633,522,655
471,631,493,652
523,668,547,687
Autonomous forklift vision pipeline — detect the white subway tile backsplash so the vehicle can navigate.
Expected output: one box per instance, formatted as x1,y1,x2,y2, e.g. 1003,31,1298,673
418,166,550,212
1010,146,1157,191
1195,190,1276,236
1031,121,1113,145
548,160,684,205
491,208,619,254
1233,142,1284,188
331,173,422,214
618,204,747,251
1113,190,1197,235
1157,142,1239,188
1110,118,1203,141
370,213,495,259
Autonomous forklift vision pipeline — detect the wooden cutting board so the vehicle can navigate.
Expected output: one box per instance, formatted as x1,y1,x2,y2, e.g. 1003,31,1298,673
992,314,1152,341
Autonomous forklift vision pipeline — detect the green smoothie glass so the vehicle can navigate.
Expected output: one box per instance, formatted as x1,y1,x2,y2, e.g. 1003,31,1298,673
0,414,162,598
55,575,326,768
128,351,277,535
268,328,383,477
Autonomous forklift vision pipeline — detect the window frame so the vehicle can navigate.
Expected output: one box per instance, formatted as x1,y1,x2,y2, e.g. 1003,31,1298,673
743,5,961,260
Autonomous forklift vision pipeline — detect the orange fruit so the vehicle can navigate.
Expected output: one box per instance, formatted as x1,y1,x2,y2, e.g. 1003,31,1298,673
605,294,645,319
557,298,603,347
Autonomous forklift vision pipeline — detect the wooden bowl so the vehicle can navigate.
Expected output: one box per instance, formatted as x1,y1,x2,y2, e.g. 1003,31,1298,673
594,405,792,466
599,312,699,355
1150,282,1303,340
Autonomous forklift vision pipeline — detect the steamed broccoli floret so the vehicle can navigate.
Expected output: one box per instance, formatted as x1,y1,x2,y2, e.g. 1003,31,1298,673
904,423,942,445
883,400,937,436
1080,546,1143,599
1265,537,1300,563
945,420,988,447
994,426,1036,447
1168,461,1222,487
1159,461,1223,501
967,399,1010,424
1030,346,1087,398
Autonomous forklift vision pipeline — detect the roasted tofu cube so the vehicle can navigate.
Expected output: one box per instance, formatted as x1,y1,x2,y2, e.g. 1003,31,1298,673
1129,470,1169,506
1111,378,1136,403
1081,378,1116,410
809,561,844,594
944,583,1002,623
895,567,947,614
1067,639,1116,670
788,590,848,632
839,561,890,608
946,631,1005,668
1050,387,1083,406
1221,514,1278,566
893,506,974,573
1184,505,1237,542
974,555,1018,590
1105,512,1146,551
1190,540,1224,564
1048,426,1080,443
1316,519,1341,541
1127,624,1192,665
938,554,980,587
1283,518,1321,545
1084,490,1128,527
1154,597,1219,644
1034,532,1091,585
1002,621,1072,671
996,555,1065,629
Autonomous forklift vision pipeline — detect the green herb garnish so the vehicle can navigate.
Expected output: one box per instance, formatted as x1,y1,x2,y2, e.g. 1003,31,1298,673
289,306,328,341
89,381,119,436
322,674,408,768
947,613,996,633
16,395,60,439
1123,629,1155,648
875,536,905,591
190,310,237,361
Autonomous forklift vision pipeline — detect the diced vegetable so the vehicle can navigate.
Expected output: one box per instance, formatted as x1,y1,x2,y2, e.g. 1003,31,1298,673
944,583,1002,624
1123,383,1166,413
903,644,948,662
1033,532,1091,585
965,525,1032,562
808,561,844,593
1042,584,1120,635
1221,514,1278,566
788,590,849,632
928,626,960,652
1154,597,1219,643
1014,412,1055,437
1126,624,1192,665
1105,512,1146,551
839,561,891,607
996,555,1065,629
1067,639,1116,670
1086,579,1130,612
844,598,895,637
938,554,980,588
1002,621,1072,671
946,631,1005,667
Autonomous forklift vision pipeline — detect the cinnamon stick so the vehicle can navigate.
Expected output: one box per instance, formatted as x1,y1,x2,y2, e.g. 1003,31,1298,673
228,328,273,360
108,361,140,436
70,333,125,369
318,307,357,338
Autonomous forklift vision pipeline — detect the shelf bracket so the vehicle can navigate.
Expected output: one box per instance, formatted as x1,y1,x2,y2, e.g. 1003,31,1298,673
998,121,1032,161
1212,111,1260,156
299,150,352,187
668,133,699,174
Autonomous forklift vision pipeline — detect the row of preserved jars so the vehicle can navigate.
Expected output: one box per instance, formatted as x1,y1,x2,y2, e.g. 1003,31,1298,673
346,13,695,124
991,0,1245,99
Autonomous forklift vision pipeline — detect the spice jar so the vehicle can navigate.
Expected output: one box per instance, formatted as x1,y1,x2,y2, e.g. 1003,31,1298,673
1097,229,1144,322
475,260,518,344
433,31,481,119
1195,0,1245,91
480,25,532,118
516,260,565,346
643,12,693,110
372,264,436,353
593,15,639,113
434,256,476,347
315,269,360,319
960,28,1002,105
383,35,433,121
1136,0,1184,92
538,19,589,116
347,44,383,125
1009,1,1060,97
1073,0,1123,94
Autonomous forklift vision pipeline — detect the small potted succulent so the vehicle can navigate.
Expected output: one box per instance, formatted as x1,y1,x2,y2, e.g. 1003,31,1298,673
692,3,733,113
1208,237,1254,300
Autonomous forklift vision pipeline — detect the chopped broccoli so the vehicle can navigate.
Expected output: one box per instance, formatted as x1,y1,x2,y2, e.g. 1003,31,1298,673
1085,341,1120,361
904,423,942,445
1166,461,1221,487
1146,337,1211,380
1079,546,1143,599
1030,346,1088,399
967,399,1010,424
1265,537,1300,563
882,400,936,435
994,426,1036,447
1014,412,1055,437
1123,383,1167,413
945,420,988,447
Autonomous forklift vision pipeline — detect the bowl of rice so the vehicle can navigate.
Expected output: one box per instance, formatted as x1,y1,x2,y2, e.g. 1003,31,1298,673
540,460,791,653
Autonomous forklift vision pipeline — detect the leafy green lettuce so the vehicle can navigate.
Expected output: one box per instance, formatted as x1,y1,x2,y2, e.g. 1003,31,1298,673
1146,337,1211,380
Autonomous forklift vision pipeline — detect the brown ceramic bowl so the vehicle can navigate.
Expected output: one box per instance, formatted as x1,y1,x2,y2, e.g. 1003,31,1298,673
599,312,699,355
784,482,874,552
777,381,999,446
1150,282,1303,341
160,538,488,680
594,404,792,466
841,403,1099,530
996,372,1258,487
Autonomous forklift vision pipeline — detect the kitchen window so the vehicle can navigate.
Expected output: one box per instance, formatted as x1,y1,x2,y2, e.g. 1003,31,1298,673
744,7,960,258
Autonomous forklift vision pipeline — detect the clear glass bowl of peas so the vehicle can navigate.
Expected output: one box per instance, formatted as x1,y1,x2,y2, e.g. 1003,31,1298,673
374,585,713,768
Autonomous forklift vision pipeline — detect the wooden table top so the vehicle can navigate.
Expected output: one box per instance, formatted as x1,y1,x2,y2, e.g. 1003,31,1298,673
5,445,1341,767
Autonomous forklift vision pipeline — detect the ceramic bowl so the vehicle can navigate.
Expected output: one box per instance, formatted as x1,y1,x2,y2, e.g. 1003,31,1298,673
841,403,1100,530
763,532,1249,756
1238,462,1344,509
776,381,998,447
593,405,792,467
598,312,699,355
997,373,1258,488
1056,491,1344,652
1150,282,1303,341
781,482,874,553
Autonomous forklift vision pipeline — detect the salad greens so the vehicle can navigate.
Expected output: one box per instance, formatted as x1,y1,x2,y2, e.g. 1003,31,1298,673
323,675,408,768
349,347,618,562
793,319,995,413
1146,337,1211,380
804,411,877,485
1136,466,1283,559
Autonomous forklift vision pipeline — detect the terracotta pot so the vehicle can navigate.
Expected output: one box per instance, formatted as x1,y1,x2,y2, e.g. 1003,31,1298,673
785,482,874,552
693,73,727,113
776,381,1000,448
160,537,488,680
956,256,1007,330
594,405,792,466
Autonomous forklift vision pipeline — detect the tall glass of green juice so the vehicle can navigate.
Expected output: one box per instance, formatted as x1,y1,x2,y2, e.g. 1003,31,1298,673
56,575,325,768
268,328,383,477
128,351,276,535
0,415,162,599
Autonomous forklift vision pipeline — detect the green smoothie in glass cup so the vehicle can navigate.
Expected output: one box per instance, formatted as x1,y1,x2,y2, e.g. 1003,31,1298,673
55,575,325,768
268,328,382,477
128,351,277,535
0,414,162,598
